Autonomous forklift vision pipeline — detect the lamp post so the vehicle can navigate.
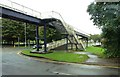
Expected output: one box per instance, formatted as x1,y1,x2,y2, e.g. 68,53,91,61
44,21,47,52
24,23,27,47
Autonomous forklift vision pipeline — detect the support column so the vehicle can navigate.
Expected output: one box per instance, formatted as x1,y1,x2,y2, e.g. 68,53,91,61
75,44,78,51
66,34,68,51
36,25,39,51
71,36,73,50
44,23,47,52
86,38,88,47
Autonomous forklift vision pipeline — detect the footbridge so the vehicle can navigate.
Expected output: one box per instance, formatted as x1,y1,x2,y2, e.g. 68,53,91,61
0,0,89,52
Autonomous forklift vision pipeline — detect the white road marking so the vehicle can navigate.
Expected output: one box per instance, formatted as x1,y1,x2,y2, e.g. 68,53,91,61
53,71,72,75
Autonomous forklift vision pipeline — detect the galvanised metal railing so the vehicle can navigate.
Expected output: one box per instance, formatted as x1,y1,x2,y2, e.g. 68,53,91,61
47,39,67,51
41,38,70,51
0,0,41,18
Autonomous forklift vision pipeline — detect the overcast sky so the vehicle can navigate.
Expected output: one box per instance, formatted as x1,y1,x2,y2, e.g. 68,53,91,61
2,0,102,35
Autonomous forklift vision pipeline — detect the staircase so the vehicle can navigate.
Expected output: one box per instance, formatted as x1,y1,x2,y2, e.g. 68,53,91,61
41,11,85,50
63,23,85,50
45,38,70,51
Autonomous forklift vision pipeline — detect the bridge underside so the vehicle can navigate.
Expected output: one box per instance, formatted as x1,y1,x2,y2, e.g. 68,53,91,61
41,18,67,34
0,7,41,25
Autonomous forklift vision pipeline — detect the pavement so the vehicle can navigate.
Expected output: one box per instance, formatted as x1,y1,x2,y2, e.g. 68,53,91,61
21,50,120,68
74,52,120,68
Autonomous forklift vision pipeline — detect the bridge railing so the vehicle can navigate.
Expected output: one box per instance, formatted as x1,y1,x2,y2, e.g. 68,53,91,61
0,0,41,18
41,38,70,51
47,39,67,51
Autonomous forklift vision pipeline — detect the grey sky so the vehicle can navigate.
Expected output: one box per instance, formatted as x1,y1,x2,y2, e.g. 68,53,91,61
1,0,102,34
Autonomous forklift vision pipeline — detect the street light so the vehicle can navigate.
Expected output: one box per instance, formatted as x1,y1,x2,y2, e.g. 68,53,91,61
24,23,27,47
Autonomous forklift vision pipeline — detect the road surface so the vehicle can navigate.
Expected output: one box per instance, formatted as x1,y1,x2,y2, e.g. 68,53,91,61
1,47,120,75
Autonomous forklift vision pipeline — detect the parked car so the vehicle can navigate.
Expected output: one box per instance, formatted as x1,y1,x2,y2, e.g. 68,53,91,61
32,45,42,49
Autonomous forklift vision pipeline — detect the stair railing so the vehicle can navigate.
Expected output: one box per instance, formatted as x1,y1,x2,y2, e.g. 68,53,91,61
42,38,70,51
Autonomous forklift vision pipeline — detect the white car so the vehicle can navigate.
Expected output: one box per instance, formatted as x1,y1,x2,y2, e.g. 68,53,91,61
32,45,42,49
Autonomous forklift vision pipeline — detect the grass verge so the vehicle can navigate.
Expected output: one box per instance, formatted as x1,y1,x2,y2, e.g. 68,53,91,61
85,46,105,58
21,50,89,63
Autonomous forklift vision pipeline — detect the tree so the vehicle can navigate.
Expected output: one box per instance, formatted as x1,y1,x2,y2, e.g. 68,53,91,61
90,34,101,44
2,18,36,45
39,26,62,43
2,18,21,45
2,18,62,46
87,2,120,58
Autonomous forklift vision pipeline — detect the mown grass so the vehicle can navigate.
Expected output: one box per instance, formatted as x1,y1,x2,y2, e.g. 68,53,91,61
21,50,89,63
85,46,105,58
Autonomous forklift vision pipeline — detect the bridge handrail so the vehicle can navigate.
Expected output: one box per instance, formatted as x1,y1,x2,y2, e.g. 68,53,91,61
42,38,70,51
0,0,41,18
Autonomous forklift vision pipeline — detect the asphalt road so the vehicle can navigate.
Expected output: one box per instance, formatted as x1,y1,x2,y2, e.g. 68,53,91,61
1,47,120,75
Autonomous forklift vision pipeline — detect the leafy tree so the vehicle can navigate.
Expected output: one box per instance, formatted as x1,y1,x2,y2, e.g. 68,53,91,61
87,2,120,58
2,18,62,46
90,34,101,44
39,26,62,43
2,18,36,45
2,18,22,45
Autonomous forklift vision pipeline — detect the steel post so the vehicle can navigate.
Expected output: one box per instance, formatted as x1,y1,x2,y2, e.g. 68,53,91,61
44,23,47,52
36,25,39,51
66,34,68,51
71,36,73,50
